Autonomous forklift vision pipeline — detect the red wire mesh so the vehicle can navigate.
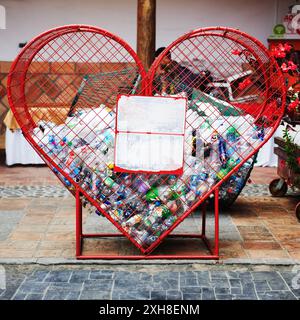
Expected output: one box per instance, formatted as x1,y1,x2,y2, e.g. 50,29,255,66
7,26,286,254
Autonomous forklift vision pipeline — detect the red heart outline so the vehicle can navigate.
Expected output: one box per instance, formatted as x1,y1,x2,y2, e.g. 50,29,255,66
7,25,286,255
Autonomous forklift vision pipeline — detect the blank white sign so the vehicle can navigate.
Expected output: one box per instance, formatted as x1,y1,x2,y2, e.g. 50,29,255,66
115,95,187,173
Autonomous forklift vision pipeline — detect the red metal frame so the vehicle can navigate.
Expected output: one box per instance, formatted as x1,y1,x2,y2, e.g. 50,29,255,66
113,94,187,175
6,25,286,259
75,187,219,259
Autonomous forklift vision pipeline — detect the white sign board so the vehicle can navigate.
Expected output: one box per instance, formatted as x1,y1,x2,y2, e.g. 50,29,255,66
114,95,187,174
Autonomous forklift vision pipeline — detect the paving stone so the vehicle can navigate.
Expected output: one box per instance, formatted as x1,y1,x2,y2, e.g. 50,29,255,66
254,280,271,292
83,279,113,291
154,272,179,282
139,273,152,282
258,291,297,300
216,294,233,300
18,281,49,294
117,290,150,300
114,278,139,290
25,294,44,300
151,290,167,300
215,287,230,295
0,211,24,240
166,290,183,300
201,287,216,300
242,282,257,298
80,290,110,300
114,271,138,280
268,279,289,291
252,271,280,281
181,286,202,294
0,183,270,199
69,270,90,283
0,186,69,198
27,270,49,282
232,295,258,300
1,265,299,301
231,287,242,295
211,278,230,288
152,277,178,290
210,271,228,280
238,272,253,280
180,276,198,287
90,270,114,280
44,271,72,283
182,293,202,300
279,271,295,283
227,271,239,279
135,282,153,291
49,282,82,291
279,272,300,297
44,289,81,300
195,271,210,279
229,279,242,288
12,292,27,300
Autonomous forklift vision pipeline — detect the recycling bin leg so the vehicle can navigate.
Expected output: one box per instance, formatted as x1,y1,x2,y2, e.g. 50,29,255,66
214,187,219,257
76,188,83,257
75,187,220,259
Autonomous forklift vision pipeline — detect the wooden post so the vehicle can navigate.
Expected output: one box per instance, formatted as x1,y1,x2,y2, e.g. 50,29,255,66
137,0,156,71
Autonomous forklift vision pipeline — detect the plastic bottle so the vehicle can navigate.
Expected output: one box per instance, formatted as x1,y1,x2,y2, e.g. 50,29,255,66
218,136,228,168
134,230,150,245
101,174,120,192
196,183,209,196
133,177,151,194
196,130,204,161
216,158,237,180
145,235,158,246
146,186,171,203
122,214,142,227
207,131,220,172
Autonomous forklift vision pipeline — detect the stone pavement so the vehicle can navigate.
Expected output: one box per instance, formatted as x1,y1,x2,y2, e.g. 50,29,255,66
0,194,299,262
0,164,300,300
0,264,299,300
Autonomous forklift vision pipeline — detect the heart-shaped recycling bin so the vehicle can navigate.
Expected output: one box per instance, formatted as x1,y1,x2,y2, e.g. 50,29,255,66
7,25,286,254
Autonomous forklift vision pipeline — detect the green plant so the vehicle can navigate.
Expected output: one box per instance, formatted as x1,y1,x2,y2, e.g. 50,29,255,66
282,126,300,174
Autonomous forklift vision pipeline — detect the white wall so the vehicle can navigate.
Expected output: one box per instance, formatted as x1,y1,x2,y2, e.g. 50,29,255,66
0,0,295,61
157,0,295,47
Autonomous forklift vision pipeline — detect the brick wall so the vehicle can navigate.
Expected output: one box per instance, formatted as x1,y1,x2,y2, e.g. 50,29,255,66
0,61,11,135
0,61,136,136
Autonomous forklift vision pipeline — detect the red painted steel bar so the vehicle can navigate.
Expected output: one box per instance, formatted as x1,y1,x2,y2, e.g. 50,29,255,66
75,187,219,259
76,188,83,257
202,202,206,236
214,188,219,257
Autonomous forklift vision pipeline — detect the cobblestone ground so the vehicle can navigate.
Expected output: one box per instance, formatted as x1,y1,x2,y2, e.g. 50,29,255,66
0,184,271,198
0,265,299,300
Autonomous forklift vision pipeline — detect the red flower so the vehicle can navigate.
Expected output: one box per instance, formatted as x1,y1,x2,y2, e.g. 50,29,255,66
297,157,300,165
238,78,252,90
232,49,242,55
284,43,292,52
288,60,297,71
281,63,289,72
272,48,286,58
278,43,286,52
288,99,299,111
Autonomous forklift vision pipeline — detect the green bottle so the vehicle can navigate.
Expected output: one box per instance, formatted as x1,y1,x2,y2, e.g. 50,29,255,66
145,187,159,202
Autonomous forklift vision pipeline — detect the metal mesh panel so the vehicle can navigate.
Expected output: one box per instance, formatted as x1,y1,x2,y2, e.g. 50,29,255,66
7,26,286,254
